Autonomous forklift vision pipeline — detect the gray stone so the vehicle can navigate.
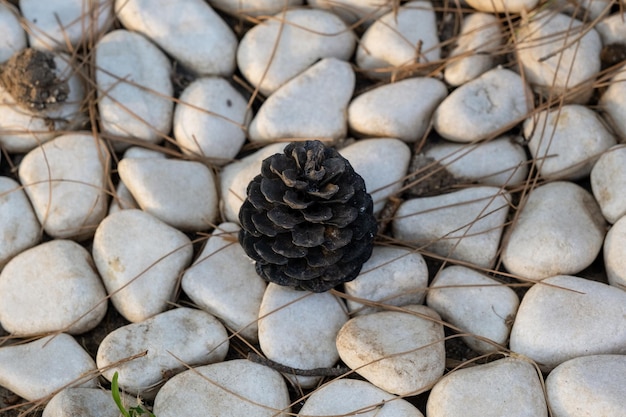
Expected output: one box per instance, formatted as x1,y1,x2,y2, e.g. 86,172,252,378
43,388,135,417
600,63,626,141
591,145,626,224
210,0,303,17
463,0,539,13
308,0,392,25
0,3,26,63
604,215,626,291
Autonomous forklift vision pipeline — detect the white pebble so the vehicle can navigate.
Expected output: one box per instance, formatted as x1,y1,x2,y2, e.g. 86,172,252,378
348,77,447,142
510,275,626,370
600,63,626,140
591,145,626,223
210,0,303,17
43,388,135,417
603,215,626,291
596,12,626,44
0,3,26,63
92,209,193,322
501,182,605,280
336,305,445,396
248,58,355,143
392,186,511,268
308,0,392,25
433,68,533,143
463,0,539,13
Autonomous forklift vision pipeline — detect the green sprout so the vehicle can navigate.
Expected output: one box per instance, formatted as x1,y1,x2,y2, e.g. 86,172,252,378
111,371,156,417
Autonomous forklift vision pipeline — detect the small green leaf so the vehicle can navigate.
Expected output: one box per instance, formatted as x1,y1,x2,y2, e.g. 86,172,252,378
111,372,131,417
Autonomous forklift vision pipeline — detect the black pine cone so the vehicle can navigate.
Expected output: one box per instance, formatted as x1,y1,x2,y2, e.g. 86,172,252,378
238,140,377,292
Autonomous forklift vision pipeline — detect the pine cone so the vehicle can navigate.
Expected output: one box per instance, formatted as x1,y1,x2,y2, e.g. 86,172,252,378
239,140,377,292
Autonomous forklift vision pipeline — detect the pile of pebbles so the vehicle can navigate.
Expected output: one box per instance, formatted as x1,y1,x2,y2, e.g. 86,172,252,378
0,0,625,416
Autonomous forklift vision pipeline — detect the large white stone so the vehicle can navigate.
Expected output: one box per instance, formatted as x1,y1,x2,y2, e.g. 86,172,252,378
433,68,533,143
95,30,173,148
92,209,193,322
464,0,539,13
209,0,303,17
0,334,97,402
0,240,107,335
308,0,392,25
600,63,626,141
510,275,626,370
43,388,135,417
237,8,355,96
174,77,251,163
336,305,445,396
392,186,510,268
248,58,355,143
501,182,605,280
258,283,348,388
18,132,110,240
115,0,237,76
427,358,548,417
603,215,626,291
118,157,218,231
523,105,616,180
348,77,447,142
591,145,626,224
0,3,26,64
97,307,229,398
153,360,291,417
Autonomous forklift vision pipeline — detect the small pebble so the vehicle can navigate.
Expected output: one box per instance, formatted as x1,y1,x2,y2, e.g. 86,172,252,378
92,209,193,322
43,388,135,417
603,215,626,291
0,3,26,63
248,58,355,143
600,63,626,140
336,305,445,396
463,0,539,13
308,0,392,25
210,0,303,17
591,145,626,223
596,12,626,45
510,275,626,370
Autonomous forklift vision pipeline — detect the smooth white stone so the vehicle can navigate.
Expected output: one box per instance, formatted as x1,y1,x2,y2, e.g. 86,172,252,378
96,30,173,148
603,215,626,291
220,142,287,223
501,182,605,280
258,284,348,388
546,355,626,417
336,305,445,396
182,223,266,342
356,1,440,77
348,77,447,142
118,158,218,231
596,12,626,44
340,138,411,214
0,177,40,269
300,379,424,417
237,9,355,96
427,265,519,354
554,0,611,20
433,68,533,143
174,77,250,163
600,63,626,140
97,307,229,398
517,11,601,103
116,0,237,76
0,334,97,402
592,145,626,224
92,209,193,322
20,0,112,51
523,105,616,180
308,0,392,24
43,388,135,417
424,136,529,186
153,360,291,417
209,0,303,17
510,275,626,370
18,132,110,240
392,186,510,268
445,13,503,86
464,0,539,13
0,4,26,63
344,246,428,316
248,58,355,142
0,53,85,153
0,240,107,335
427,358,548,417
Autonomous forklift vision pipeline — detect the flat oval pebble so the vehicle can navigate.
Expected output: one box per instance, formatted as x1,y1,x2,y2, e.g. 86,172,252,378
433,68,533,143
356,1,440,77
545,355,626,417
92,209,193,322
427,265,519,354
0,240,107,335
258,283,348,388
95,30,173,147
182,223,266,342
392,186,510,268
210,0,303,17
248,58,355,142
299,379,424,417
115,0,237,76
153,359,291,417
0,334,96,402
0,176,40,268
463,0,539,13
501,181,605,280
97,307,229,397
173,77,250,163
344,246,428,316
43,388,135,417
308,0,392,25
510,275,626,370
427,358,548,417
336,305,445,396
600,63,626,140
591,145,626,223
348,77,447,142
18,132,110,240
0,3,26,63
603,215,626,291
118,158,218,231
523,105,616,180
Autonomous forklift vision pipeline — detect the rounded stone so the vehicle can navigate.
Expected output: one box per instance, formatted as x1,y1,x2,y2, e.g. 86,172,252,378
596,11,626,45
43,388,135,417
463,0,539,13
600,63,626,141
603,215,626,291
591,145,626,224
0,3,26,64
210,0,303,17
